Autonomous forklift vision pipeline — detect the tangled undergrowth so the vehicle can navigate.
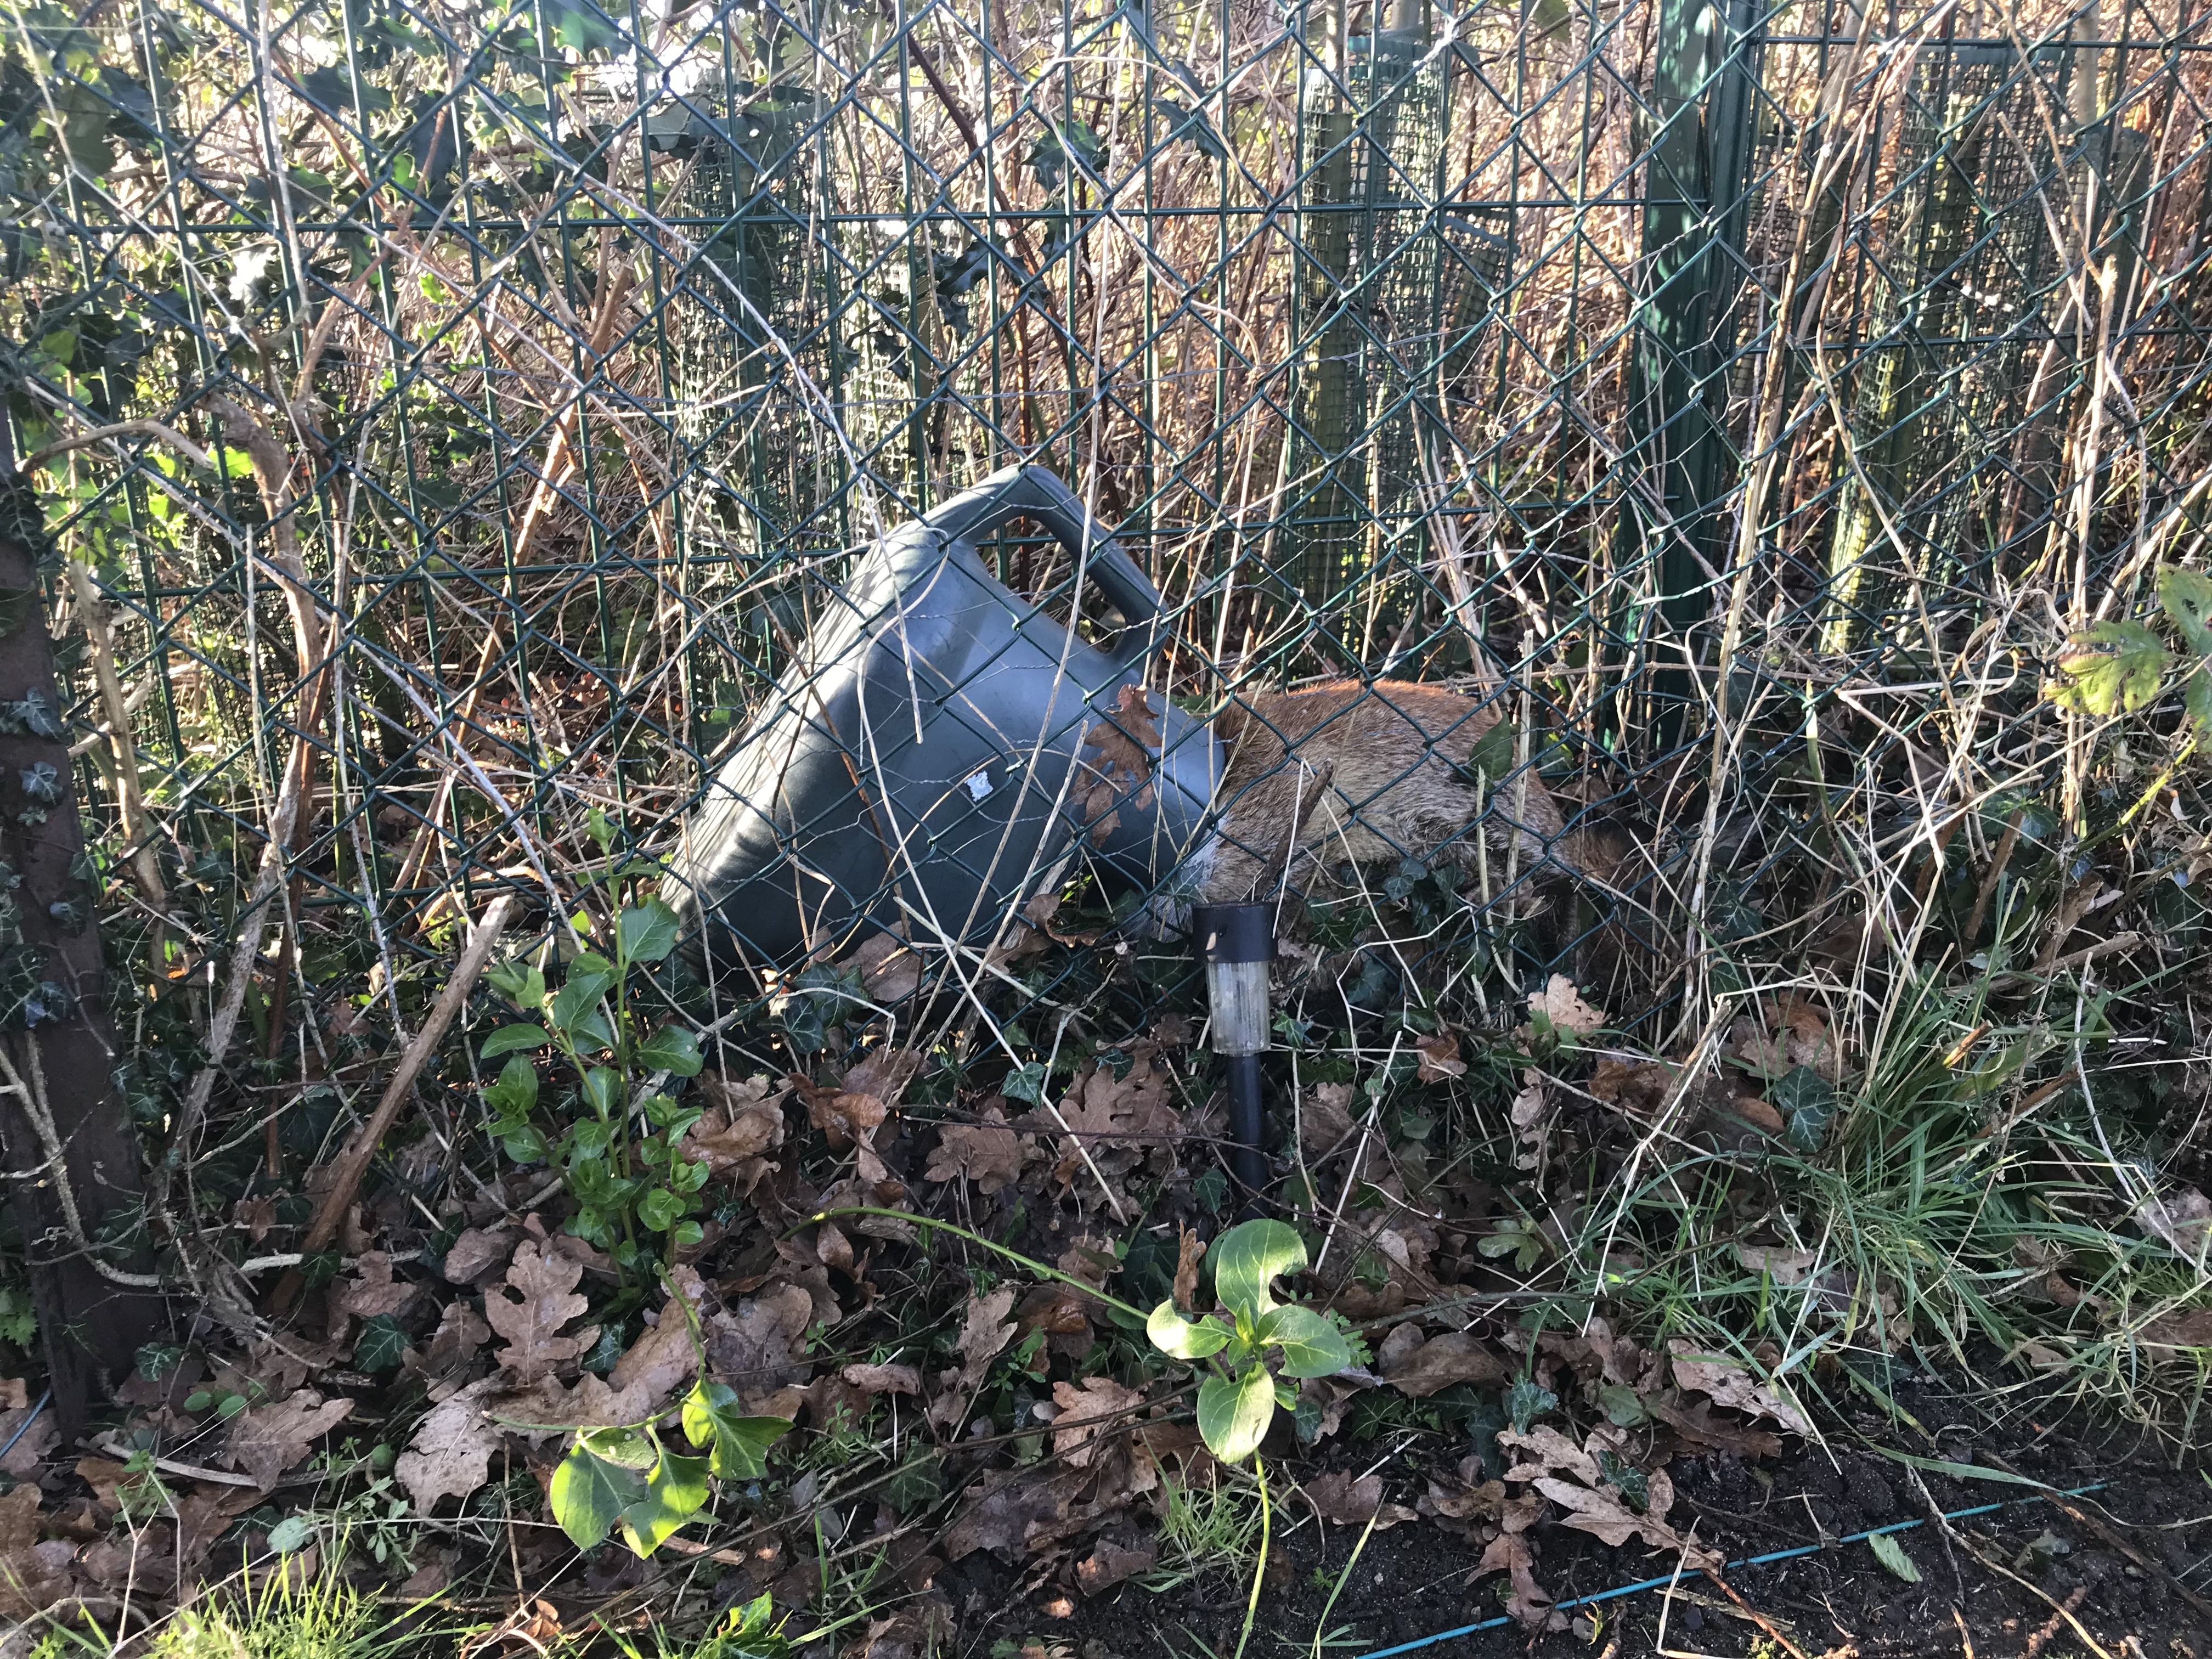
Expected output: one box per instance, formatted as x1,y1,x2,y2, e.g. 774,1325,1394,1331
1,698,2207,1649
0,0,2209,1645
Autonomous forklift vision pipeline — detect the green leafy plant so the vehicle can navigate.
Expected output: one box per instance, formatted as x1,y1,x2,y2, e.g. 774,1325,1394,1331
546,1375,789,1556
1144,1220,1352,1464
481,890,707,1274
606,1594,794,1659
2052,563,2212,735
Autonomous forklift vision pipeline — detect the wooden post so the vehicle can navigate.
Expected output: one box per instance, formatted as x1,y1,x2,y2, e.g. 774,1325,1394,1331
0,471,162,1432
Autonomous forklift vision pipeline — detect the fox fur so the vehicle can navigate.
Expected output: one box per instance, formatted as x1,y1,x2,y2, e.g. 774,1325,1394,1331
1178,680,1576,908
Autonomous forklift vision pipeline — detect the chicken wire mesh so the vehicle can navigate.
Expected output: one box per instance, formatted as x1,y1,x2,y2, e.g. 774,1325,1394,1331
2,0,2208,1122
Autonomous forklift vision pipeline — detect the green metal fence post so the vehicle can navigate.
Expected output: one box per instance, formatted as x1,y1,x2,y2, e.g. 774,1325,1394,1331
1624,0,1758,729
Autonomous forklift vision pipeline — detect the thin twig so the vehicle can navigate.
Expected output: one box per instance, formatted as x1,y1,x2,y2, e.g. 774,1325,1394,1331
268,894,517,1313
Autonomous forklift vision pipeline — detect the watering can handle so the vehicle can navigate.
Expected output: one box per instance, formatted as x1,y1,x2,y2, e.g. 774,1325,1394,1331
924,465,1163,661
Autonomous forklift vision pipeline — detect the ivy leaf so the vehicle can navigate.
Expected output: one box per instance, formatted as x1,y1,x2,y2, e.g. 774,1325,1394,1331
1001,1061,1047,1105
620,1448,710,1556
1769,1065,1838,1154
550,1435,650,1549
637,1023,703,1076
2053,619,2168,718
354,1314,409,1373
1252,1304,1352,1379
681,1380,790,1479
1194,1362,1276,1464
1506,1379,1556,1434
1146,1299,1229,1361
1208,1218,1307,1322
482,1025,550,1058
618,899,681,965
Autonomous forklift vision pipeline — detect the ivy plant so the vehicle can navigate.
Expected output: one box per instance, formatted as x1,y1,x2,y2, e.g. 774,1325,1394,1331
481,891,707,1275
1145,1218,1352,1463
548,1375,791,1556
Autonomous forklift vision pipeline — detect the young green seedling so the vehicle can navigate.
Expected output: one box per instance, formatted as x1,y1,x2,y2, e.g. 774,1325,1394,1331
546,1376,791,1556
1145,1218,1352,1463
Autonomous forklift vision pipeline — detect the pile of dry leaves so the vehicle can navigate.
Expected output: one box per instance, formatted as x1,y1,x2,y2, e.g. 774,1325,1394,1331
0,974,1849,1639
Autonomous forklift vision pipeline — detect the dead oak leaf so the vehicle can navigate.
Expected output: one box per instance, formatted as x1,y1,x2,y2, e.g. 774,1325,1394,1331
1667,1340,1812,1436
1508,1069,1550,1170
486,1240,595,1385
1173,1226,1204,1314
1497,1424,1601,1487
0,1403,55,1476
1076,1539,1156,1595
396,1376,504,1514
1379,1331,1510,1398
924,1108,1026,1194
1301,1082,1357,1161
607,1266,709,1414
1304,1471,1414,1530
795,1076,888,1150
1414,1030,1467,1082
927,1286,1018,1431
703,1282,815,1407
1049,1377,1144,1468
842,1363,922,1397
334,1250,415,1322
494,1373,651,1442
0,1485,76,1619
682,1075,788,1193
1533,1471,1699,1556
1473,1531,1558,1632
2141,1307,2212,1349
943,1465,1088,1562
795,1049,917,1151
227,1389,354,1490
1646,1393,1783,1459
411,1300,493,1401
1587,1057,1677,1119
1730,995,1842,1081
1526,974,1605,1036
845,1045,923,1108
2136,1188,2212,1260
441,1226,516,1285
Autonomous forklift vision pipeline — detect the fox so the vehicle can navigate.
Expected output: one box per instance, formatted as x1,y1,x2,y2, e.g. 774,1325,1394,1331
1175,680,1581,909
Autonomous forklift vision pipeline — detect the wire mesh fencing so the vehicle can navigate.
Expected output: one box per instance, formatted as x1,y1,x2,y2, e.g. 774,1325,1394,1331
4,0,2209,1160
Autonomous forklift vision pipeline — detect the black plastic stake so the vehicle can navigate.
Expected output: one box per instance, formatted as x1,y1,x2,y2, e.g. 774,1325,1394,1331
1192,904,1273,1207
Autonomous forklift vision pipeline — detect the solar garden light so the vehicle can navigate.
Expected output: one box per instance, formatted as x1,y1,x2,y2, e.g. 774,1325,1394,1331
1192,903,1273,1205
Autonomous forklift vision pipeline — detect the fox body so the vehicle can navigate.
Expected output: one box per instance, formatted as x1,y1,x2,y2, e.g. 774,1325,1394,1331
1180,680,1572,907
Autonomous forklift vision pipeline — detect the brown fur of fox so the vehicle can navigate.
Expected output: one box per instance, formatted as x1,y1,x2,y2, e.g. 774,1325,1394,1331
1183,680,1590,906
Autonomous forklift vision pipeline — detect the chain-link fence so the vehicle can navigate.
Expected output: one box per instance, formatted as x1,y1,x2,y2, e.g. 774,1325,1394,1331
4,0,2209,1124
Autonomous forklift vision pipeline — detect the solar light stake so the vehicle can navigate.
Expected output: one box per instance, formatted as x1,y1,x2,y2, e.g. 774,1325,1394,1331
1193,904,1273,1204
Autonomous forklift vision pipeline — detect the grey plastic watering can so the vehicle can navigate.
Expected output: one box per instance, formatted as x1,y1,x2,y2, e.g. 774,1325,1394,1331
663,465,1219,975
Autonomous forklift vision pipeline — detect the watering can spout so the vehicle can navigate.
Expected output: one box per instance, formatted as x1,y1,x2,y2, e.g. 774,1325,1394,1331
664,466,1220,980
